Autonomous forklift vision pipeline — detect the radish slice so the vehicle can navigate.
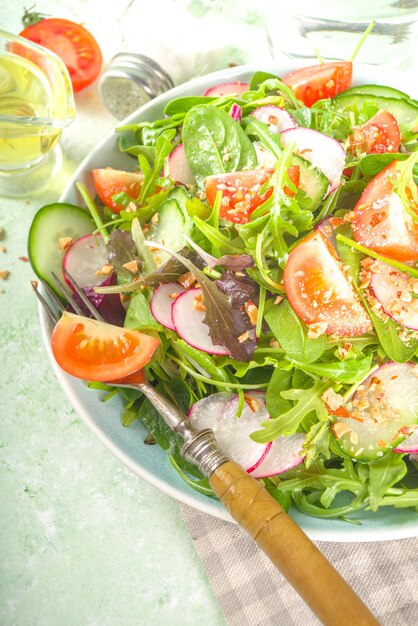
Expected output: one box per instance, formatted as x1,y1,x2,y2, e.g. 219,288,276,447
280,127,345,192
229,103,242,122
394,428,418,454
171,287,229,355
189,392,272,472
63,233,109,289
250,433,306,478
165,144,195,185
204,82,249,97
332,362,418,461
150,282,185,330
250,105,297,133
369,260,418,331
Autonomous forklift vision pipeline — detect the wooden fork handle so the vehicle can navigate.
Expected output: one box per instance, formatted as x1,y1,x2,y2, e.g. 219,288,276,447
209,461,379,626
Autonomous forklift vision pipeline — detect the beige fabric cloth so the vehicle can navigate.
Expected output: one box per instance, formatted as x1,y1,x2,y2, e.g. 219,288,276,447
182,505,418,626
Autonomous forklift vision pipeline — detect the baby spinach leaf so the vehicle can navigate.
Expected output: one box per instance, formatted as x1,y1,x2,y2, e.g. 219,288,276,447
265,299,328,364
182,105,257,186
164,96,217,116
124,290,161,333
359,152,413,181
249,71,279,91
266,368,293,418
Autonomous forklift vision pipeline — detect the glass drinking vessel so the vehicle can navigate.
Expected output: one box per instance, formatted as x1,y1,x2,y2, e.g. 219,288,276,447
0,30,75,197
264,1,418,67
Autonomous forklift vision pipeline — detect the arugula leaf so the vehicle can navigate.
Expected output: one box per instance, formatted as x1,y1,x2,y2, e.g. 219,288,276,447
303,421,331,467
265,299,328,364
295,354,373,384
368,454,408,512
182,105,257,186
252,379,329,442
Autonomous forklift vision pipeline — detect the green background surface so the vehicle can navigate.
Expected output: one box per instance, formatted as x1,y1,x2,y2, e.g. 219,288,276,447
0,2,225,624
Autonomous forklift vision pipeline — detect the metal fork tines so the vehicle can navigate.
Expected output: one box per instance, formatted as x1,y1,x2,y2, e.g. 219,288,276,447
32,270,105,323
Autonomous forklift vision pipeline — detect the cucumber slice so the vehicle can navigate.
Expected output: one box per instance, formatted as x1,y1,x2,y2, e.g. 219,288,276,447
332,363,418,462
338,84,413,101
292,154,329,209
333,93,418,128
151,196,191,264
28,203,95,297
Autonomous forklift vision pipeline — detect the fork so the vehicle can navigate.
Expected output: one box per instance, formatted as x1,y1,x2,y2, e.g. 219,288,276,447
32,271,379,626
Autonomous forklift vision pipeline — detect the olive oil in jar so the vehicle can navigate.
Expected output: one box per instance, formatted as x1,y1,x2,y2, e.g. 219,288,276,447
0,53,62,169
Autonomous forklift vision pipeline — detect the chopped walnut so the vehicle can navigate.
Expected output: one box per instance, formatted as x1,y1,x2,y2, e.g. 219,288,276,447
178,271,197,289
273,295,283,306
269,339,281,349
322,387,344,412
0,270,10,280
238,331,249,343
307,321,328,339
0,245,6,253
245,301,258,325
244,394,261,413
95,264,114,276
122,260,139,274
193,293,206,312
124,202,137,214
151,213,159,224
58,236,73,251
337,342,352,360
331,422,351,439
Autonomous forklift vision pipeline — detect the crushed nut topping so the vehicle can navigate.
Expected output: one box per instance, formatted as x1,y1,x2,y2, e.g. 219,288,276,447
178,271,197,289
322,388,344,412
0,270,10,280
122,260,139,274
244,394,261,413
307,321,328,339
331,422,351,439
95,264,114,276
238,331,249,343
58,236,73,251
245,300,258,325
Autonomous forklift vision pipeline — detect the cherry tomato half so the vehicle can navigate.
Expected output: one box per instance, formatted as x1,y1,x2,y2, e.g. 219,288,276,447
204,166,300,224
283,62,353,108
352,161,418,262
93,168,144,213
349,110,401,155
51,312,160,382
20,18,102,92
284,231,371,337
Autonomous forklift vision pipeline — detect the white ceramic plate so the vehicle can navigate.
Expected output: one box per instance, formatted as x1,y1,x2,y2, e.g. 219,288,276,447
40,61,418,541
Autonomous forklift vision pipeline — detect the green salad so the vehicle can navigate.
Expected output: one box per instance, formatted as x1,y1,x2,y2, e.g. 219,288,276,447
29,64,418,521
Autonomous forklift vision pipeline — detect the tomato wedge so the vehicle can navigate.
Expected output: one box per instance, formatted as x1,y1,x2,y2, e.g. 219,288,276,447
284,231,371,337
93,168,144,213
349,110,401,155
51,312,160,382
283,62,352,107
352,161,418,262
204,166,300,224
19,18,102,92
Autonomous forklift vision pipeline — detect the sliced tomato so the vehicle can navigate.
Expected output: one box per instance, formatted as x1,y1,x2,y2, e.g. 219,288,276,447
51,312,160,382
204,166,300,224
283,62,352,108
19,18,102,92
92,168,144,213
349,110,401,155
284,231,371,337
352,161,418,262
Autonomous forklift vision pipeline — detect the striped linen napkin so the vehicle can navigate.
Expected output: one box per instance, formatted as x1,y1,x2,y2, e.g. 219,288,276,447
182,505,418,625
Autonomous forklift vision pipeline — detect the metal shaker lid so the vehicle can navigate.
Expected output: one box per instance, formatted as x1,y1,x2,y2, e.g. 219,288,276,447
98,52,174,120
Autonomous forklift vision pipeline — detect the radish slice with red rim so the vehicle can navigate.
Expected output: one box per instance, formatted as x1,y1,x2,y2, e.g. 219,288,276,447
332,362,418,461
165,144,195,186
189,391,272,472
394,428,418,454
250,433,306,478
280,127,345,192
150,282,185,330
171,287,229,355
369,260,418,331
250,105,297,133
204,82,249,97
63,233,109,289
